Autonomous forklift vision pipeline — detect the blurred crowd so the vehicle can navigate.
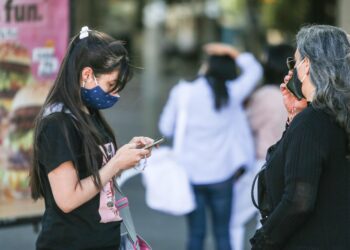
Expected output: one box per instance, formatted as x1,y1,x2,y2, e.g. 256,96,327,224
154,42,294,250
1,3,349,247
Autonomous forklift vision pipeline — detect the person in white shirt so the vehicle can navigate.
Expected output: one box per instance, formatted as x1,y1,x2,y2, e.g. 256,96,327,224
159,43,263,250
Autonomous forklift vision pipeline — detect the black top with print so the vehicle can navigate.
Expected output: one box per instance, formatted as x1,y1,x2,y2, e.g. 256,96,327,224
36,112,121,250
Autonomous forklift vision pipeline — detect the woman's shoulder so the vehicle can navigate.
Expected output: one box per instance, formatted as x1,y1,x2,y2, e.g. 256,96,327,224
40,111,78,134
287,105,337,140
169,78,202,96
248,85,283,107
254,85,280,95
177,77,203,88
293,105,333,127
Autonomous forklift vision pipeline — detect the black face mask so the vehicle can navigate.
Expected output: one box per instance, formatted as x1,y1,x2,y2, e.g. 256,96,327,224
288,68,306,100
286,57,306,100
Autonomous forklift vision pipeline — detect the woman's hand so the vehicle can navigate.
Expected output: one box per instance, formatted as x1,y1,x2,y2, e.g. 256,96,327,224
203,43,240,59
112,143,151,171
48,137,151,213
281,70,308,123
250,228,279,250
129,136,154,150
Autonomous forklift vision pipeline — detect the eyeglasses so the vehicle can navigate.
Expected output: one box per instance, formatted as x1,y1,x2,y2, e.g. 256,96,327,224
286,57,296,70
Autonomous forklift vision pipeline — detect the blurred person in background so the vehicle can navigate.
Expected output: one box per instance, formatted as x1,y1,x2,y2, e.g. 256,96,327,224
247,44,294,164
30,27,154,250
159,43,262,250
230,44,293,250
250,25,350,249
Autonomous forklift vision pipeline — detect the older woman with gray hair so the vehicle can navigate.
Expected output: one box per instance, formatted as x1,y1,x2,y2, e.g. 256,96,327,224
250,25,350,249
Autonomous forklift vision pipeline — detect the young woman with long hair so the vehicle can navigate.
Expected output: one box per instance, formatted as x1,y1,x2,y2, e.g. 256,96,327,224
30,27,153,250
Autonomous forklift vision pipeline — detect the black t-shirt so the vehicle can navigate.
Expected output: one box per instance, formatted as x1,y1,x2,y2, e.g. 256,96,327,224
36,112,121,250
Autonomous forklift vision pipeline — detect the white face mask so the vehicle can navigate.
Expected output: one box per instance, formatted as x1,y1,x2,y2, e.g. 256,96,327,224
295,58,307,82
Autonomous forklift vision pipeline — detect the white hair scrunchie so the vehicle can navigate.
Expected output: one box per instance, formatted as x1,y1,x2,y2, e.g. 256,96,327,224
79,26,90,39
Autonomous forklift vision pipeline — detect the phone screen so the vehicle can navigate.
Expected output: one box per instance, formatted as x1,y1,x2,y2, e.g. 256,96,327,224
143,137,165,149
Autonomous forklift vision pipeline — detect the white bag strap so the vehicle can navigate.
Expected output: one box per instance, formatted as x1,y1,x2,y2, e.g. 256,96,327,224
173,81,191,155
42,102,77,119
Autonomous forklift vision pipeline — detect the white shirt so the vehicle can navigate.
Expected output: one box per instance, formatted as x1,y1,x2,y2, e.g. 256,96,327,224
159,53,263,184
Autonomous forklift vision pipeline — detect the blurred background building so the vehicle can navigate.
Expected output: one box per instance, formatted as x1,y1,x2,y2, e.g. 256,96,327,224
0,0,348,249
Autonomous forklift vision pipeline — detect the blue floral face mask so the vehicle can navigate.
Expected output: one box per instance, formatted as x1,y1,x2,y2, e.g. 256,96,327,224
81,75,119,109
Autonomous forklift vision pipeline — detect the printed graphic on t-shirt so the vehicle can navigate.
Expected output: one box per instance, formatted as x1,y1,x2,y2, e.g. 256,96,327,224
98,142,122,223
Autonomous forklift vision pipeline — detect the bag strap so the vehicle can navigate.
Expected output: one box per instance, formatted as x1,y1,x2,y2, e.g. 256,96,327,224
42,102,76,119
251,145,277,211
250,168,263,210
251,165,265,210
173,81,191,155
113,178,139,244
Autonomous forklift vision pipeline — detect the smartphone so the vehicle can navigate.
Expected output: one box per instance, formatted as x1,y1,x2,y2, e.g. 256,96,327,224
286,57,304,100
286,72,305,100
143,137,165,150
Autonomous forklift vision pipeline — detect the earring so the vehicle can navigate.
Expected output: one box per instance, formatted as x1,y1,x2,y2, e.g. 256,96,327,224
291,105,297,120
292,106,296,115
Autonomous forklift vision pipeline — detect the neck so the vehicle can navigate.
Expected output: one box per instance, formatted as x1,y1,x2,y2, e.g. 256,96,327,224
306,92,314,102
302,78,316,102
305,86,316,102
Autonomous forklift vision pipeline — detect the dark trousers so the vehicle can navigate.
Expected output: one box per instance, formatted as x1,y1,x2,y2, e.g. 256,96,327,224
186,177,233,250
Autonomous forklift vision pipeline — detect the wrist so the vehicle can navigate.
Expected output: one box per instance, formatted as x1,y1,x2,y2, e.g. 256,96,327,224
106,157,123,176
228,47,240,59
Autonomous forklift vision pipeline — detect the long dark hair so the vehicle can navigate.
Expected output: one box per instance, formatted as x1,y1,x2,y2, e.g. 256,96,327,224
204,55,237,110
30,29,133,200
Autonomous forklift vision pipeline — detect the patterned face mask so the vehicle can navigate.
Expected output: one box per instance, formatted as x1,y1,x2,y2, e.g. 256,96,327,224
81,75,119,109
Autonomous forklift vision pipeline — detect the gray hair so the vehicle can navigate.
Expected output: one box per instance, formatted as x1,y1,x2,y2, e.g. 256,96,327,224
296,25,350,156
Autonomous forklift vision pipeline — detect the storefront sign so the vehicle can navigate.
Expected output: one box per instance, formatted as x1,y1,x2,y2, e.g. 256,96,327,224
0,0,69,201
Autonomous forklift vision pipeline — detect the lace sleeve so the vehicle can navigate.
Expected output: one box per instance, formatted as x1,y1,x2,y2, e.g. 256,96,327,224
258,123,327,246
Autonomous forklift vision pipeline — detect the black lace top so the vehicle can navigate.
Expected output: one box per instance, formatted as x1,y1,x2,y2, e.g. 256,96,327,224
252,105,350,249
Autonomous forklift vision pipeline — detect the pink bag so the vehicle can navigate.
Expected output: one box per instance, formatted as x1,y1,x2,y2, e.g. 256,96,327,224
120,233,151,250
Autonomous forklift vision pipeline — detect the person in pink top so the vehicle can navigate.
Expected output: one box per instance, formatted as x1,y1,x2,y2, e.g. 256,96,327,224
230,44,294,250
247,44,294,162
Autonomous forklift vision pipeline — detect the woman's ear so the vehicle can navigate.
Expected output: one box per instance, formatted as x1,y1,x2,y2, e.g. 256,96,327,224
304,57,310,75
80,67,93,85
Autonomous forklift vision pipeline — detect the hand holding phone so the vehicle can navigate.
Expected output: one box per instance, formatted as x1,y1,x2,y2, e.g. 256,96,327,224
286,57,305,100
143,137,165,150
